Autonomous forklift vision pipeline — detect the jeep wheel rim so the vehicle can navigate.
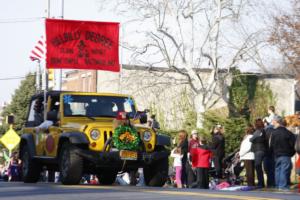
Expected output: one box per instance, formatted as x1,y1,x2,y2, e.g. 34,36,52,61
61,148,70,178
22,152,29,176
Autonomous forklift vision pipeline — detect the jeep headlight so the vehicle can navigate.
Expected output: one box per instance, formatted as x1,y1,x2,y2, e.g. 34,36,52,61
143,131,152,142
90,129,100,140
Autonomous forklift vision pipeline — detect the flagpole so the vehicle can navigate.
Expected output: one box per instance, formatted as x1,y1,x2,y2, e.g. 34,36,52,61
36,60,41,93
43,0,51,120
119,23,123,94
35,61,39,93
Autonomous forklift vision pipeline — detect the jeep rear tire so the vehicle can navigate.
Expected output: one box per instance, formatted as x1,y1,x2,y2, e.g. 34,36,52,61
21,145,41,183
144,156,168,187
59,143,83,185
97,170,118,185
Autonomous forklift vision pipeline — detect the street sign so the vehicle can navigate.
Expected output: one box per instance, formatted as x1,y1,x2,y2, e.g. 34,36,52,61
0,128,21,151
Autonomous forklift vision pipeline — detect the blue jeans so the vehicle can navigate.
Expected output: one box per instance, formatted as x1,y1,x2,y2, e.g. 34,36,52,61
275,156,292,189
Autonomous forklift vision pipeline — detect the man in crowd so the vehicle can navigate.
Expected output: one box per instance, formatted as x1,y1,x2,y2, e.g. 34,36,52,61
211,125,225,179
270,116,296,190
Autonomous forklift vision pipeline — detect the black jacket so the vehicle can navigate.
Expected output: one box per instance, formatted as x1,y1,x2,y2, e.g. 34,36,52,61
178,139,189,161
270,126,296,158
211,133,225,157
264,127,275,156
250,129,268,153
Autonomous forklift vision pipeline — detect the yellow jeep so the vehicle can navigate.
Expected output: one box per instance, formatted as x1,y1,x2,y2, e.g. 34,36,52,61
19,91,170,186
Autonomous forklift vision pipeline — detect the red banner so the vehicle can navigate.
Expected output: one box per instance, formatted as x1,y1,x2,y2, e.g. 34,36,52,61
46,19,120,72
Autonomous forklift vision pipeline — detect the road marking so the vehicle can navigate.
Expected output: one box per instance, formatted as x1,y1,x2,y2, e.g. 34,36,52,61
58,185,283,200
147,190,282,200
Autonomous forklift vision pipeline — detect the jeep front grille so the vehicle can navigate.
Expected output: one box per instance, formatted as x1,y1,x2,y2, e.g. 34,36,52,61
103,130,113,144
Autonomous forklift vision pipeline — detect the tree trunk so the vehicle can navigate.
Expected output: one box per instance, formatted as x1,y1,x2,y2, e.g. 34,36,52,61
194,94,206,128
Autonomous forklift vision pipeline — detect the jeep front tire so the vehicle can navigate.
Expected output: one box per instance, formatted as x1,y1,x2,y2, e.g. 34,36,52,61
59,142,83,185
21,145,41,183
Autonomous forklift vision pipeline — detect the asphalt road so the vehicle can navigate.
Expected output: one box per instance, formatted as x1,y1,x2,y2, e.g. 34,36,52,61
0,182,299,200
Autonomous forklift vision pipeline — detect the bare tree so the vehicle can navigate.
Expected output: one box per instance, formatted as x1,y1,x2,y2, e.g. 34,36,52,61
102,0,269,127
269,0,299,77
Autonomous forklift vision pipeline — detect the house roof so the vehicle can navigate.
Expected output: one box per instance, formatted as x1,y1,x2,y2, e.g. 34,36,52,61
121,64,229,73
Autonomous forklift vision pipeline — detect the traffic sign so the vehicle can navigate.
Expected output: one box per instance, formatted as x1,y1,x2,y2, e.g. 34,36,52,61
0,128,21,151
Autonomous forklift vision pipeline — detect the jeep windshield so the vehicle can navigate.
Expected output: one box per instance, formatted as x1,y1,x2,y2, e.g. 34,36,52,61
63,95,136,118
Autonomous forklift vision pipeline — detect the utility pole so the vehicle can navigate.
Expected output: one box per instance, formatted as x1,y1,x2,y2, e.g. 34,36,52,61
55,0,64,91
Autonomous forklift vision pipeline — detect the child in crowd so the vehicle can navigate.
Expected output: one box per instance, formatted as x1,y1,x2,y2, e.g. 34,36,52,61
171,147,183,188
190,136,212,189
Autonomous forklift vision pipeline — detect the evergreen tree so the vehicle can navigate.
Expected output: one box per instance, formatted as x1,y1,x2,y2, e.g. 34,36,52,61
1,73,36,132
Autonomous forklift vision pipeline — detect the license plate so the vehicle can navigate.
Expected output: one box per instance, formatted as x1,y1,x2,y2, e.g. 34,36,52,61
119,150,138,160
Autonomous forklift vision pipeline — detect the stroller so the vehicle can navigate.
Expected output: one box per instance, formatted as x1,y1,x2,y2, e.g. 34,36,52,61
223,149,244,185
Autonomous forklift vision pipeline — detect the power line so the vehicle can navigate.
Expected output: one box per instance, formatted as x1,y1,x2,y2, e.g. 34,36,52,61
0,17,45,24
0,74,35,81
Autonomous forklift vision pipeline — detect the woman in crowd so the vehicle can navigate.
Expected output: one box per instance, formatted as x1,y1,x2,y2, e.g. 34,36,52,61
171,147,183,188
186,130,199,186
177,130,188,187
250,118,267,188
211,125,225,179
239,125,255,186
190,136,212,189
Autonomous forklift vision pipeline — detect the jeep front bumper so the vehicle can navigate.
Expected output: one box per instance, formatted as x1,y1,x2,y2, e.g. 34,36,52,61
74,148,169,169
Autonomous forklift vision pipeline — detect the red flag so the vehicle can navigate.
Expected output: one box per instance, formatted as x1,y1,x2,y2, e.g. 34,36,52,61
29,36,46,61
45,19,120,72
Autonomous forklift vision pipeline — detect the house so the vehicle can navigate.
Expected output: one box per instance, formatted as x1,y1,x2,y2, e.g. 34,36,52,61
62,70,97,92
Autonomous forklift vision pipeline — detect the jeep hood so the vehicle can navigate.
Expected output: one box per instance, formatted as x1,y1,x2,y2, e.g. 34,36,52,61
61,118,115,131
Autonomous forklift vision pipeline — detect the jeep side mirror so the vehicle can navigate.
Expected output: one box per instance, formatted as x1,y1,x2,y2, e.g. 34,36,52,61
139,112,148,124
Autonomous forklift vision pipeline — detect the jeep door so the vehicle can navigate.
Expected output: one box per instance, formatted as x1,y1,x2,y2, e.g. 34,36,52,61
44,95,61,157
24,95,45,156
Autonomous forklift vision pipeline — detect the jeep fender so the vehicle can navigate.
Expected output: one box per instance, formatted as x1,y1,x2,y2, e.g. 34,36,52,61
156,134,171,147
59,132,89,145
57,132,89,159
19,134,36,158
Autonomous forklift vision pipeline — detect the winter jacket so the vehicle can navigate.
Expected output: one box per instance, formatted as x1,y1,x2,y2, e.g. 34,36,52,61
270,126,296,158
250,129,267,153
211,133,225,157
191,145,212,168
265,127,275,156
239,135,255,160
